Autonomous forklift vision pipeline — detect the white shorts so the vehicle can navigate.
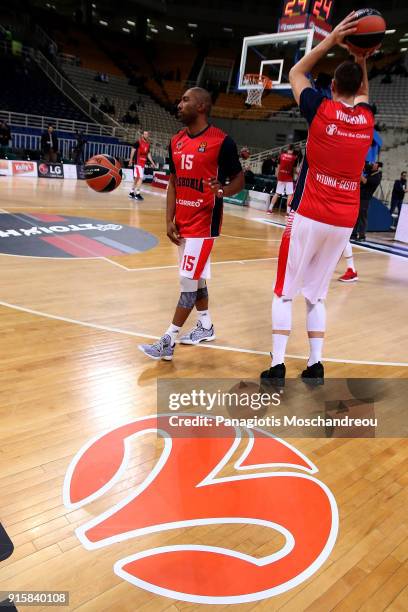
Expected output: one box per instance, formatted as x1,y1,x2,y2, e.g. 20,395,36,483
276,181,294,196
178,237,215,280
133,165,145,180
275,212,352,303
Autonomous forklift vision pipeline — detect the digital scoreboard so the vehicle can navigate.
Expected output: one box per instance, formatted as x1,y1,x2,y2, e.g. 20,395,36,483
279,0,335,40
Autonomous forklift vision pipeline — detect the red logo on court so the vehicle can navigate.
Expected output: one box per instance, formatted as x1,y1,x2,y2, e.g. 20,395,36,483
63,415,338,604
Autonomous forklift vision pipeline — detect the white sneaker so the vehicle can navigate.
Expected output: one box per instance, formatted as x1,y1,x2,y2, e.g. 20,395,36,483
180,321,216,345
138,334,175,360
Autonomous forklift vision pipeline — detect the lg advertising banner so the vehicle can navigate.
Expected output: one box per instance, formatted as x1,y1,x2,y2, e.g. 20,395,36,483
37,162,64,179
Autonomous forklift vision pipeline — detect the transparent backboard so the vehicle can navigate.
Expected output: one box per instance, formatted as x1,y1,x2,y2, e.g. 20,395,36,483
238,29,315,91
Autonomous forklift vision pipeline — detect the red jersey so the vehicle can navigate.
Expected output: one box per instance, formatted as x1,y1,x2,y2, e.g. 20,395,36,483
278,151,297,182
133,138,150,167
169,125,241,238
291,88,375,227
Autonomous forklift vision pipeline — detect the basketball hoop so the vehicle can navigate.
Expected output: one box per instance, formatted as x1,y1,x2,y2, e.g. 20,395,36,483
243,73,273,106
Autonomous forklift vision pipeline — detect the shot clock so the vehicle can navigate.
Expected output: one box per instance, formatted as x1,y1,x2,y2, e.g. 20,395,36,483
279,0,335,39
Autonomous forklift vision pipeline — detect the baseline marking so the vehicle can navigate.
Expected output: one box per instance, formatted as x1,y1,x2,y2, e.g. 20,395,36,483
0,300,406,367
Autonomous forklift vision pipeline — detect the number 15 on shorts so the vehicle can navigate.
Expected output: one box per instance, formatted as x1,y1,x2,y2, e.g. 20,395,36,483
182,255,196,272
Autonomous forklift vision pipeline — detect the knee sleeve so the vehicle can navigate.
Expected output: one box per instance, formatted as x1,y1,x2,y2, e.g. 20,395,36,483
272,296,292,331
178,291,198,309
197,284,208,301
178,276,199,309
306,298,326,332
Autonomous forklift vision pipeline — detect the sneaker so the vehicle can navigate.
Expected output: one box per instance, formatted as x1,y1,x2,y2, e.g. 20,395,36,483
137,334,175,361
260,362,286,389
135,193,144,201
128,192,135,199
301,361,324,386
338,268,358,282
357,234,366,241
179,321,216,345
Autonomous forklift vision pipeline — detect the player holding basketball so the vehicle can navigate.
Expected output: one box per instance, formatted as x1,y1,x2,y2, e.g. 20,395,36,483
261,12,375,386
267,144,297,213
128,130,157,201
138,88,244,360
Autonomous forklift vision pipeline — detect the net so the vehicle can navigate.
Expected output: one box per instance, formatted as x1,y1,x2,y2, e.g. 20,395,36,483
243,73,273,107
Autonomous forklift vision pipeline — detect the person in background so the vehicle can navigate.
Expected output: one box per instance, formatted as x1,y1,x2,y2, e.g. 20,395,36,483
339,161,383,283
90,94,98,105
40,125,58,162
261,156,273,175
267,144,297,213
390,171,407,223
355,161,382,241
73,131,87,164
0,121,11,149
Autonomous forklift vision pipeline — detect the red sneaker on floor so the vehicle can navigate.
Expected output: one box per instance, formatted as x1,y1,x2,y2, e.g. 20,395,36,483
338,268,358,282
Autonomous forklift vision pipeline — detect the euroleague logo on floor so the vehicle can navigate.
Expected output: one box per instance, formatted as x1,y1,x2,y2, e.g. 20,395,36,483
63,415,339,604
0,213,158,258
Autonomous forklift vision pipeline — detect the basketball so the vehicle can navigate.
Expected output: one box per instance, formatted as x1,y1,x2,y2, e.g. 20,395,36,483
345,8,386,56
84,154,122,192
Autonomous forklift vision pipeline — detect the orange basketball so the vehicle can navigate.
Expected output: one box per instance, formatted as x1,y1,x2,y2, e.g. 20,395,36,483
345,8,386,56
85,154,122,192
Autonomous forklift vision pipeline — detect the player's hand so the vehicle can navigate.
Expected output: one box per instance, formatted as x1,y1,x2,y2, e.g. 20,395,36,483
204,177,223,193
328,11,358,47
167,221,181,245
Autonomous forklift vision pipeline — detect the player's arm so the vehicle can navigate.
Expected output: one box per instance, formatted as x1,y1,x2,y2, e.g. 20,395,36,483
147,152,157,168
207,136,244,196
289,12,358,104
129,146,136,164
353,54,369,105
166,174,180,245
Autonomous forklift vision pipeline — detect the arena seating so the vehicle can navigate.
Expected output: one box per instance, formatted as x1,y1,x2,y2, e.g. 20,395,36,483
62,63,181,137
0,52,91,122
369,73,408,116
212,90,296,120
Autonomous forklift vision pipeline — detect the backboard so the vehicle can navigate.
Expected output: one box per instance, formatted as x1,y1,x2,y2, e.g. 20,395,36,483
238,29,315,92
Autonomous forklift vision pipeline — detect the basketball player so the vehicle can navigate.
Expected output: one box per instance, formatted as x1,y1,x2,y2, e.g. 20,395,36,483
128,130,157,200
138,88,244,360
267,144,297,213
261,12,375,386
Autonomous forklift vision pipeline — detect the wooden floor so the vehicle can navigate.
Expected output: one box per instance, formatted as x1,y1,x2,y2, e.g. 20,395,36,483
0,177,407,611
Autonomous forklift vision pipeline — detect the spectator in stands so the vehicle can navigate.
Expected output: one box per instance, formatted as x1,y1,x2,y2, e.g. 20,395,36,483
129,101,137,112
0,121,11,148
90,94,98,105
73,131,87,164
390,171,407,222
41,125,58,163
95,72,102,82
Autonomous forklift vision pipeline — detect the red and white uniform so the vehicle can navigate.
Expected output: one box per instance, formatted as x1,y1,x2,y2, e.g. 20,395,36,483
169,125,241,279
275,88,375,302
132,137,150,180
276,151,297,195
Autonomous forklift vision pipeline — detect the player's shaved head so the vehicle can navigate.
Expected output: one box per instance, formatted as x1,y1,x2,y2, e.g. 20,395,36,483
188,88,212,115
177,87,212,126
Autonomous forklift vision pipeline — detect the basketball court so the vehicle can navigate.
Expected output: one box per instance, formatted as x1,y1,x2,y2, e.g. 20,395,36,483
0,177,407,610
